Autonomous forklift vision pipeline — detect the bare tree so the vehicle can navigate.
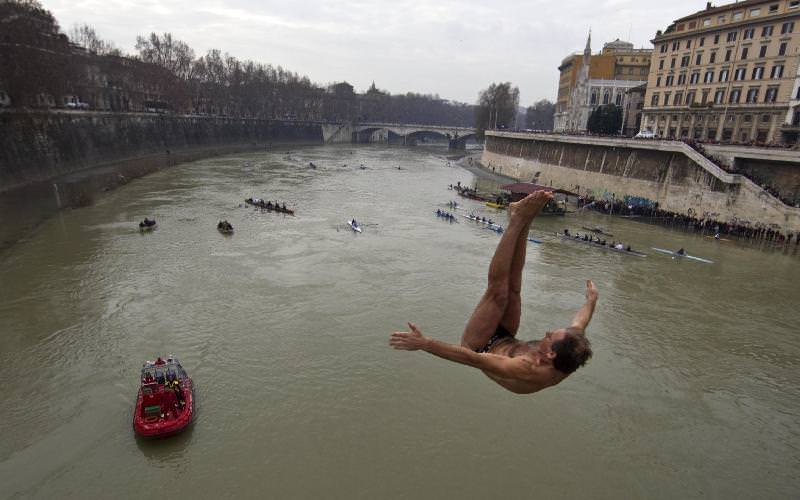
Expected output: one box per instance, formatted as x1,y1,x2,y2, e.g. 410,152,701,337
135,32,195,80
69,24,118,55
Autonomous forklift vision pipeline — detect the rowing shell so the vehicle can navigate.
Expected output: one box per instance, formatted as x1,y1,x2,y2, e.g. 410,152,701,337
460,214,503,232
557,234,647,257
347,220,362,233
651,247,713,264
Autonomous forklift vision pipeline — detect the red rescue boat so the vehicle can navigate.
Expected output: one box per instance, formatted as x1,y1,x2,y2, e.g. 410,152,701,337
133,355,195,438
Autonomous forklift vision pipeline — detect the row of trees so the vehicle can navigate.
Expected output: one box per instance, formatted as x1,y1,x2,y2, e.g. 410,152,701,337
2,1,555,130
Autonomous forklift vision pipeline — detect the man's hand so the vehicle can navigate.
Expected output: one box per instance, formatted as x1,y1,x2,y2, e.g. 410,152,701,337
585,280,598,302
390,323,430,351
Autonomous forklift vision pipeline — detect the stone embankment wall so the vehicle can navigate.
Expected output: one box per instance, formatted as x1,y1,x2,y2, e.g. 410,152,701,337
0,111,330,192
482,132,800,232
0,111,335,250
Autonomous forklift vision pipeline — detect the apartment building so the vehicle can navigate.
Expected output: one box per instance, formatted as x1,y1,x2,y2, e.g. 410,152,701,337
642,0,800,144
554,37,652,132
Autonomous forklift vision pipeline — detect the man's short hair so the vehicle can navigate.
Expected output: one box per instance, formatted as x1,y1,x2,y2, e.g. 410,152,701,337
551,327,592,374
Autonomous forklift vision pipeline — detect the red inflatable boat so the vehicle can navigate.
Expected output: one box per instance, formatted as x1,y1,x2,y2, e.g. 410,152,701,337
133,356,194,438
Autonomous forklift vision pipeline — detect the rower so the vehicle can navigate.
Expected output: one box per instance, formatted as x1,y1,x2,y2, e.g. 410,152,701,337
626,245,632,252
563,229,570,236
676,248,686,256
437,209,441,216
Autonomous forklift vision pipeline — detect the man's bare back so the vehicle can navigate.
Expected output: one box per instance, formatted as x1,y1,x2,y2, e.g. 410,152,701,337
390,191,596,394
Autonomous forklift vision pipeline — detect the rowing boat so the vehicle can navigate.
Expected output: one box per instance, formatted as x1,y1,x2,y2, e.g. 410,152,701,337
651,247,714,264
347,219,362,233
244,198,295,215
527,237,542,244
556,234,647,257
433,211,458,222
485,201,507,210
460,214,503,233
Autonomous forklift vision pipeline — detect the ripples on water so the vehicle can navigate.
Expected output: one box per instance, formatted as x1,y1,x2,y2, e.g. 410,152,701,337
0,145,798,498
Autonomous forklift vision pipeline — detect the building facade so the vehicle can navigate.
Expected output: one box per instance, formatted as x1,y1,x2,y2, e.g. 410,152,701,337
641,0,800,145
554,37,652,132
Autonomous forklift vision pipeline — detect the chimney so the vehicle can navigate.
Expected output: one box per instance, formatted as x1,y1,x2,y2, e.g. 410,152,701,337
706,2,712,9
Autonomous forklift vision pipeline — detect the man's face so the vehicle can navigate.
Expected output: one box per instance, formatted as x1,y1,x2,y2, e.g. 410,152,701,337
539,328,568,355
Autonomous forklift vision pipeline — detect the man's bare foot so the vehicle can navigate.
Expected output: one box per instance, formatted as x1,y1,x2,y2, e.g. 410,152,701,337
509,191,554,220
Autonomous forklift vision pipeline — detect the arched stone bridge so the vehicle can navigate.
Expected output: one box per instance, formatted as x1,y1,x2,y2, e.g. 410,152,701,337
353,123,477,149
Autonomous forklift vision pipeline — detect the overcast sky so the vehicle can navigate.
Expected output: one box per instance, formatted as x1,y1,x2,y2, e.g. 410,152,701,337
44,0,710,105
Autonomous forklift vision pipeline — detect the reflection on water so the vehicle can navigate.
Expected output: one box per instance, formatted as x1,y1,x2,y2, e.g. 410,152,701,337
0,145,798,499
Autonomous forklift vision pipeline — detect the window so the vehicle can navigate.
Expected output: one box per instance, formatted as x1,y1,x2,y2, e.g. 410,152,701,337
714,34,721,44
770,4,780,13
743,28,755,39
686,91,696,105
666,75,675,86
759,45,768,57
779,42,787,56
591,92,597,105
714,89,725,104
671,58,676,68
741,47,749,59
734,68,746,80
656,76,662,87
752,66,764,79
762,25,774,37
743,114,752,122
681,56,690,67
674,92,683,105
603,92,610,105
762,114,771,122
678,74,687,85
672,41,679,51
733,12,743,21
686,40,692,49
771,64,784,78
791,1,800,9
659,59,665,70
660,44,668,53
725,49,732,62
746,88,759,103
710,51,717,63
696,54,703,65
796,86,800,99
705,70,714,83
729,89,741,103
781,22,795,34
765,87,778,102
615,94,622,106
690,72,700,84
664,93,671,105
701,89,710,104
750,8,761,17
727,32,737,42
719,69,729,82
651,94,660,106
703,18,711,27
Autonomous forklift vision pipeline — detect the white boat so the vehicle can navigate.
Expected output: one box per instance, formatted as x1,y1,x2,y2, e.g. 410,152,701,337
460,214,503,233
557,234,647,257
347,220,362,233
651,247,713,264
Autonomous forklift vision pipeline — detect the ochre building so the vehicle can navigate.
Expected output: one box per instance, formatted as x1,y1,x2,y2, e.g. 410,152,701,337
642,0,800,145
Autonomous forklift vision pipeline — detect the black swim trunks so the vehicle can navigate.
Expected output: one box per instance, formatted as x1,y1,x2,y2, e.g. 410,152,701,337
475,324,513,353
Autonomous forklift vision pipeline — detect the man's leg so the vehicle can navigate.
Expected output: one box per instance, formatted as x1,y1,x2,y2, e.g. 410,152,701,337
460,193,548,351
498,217,534,336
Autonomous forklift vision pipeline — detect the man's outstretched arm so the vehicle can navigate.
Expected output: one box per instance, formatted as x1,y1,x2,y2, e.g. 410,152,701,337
389,323,534,379
570,280,599,331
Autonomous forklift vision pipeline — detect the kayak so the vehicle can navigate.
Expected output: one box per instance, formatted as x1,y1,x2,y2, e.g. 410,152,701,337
347,220,362,233
651,247,714,264
485,202,507,210
557,234,647,257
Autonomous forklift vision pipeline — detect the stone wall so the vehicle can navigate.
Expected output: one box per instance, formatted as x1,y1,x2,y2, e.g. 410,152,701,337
482,132,800,232
0,111,329,192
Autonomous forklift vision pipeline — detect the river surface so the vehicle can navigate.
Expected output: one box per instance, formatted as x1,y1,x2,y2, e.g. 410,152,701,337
1,144,798,499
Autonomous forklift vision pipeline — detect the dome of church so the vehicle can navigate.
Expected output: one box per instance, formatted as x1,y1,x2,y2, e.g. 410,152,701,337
603,39,634,50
